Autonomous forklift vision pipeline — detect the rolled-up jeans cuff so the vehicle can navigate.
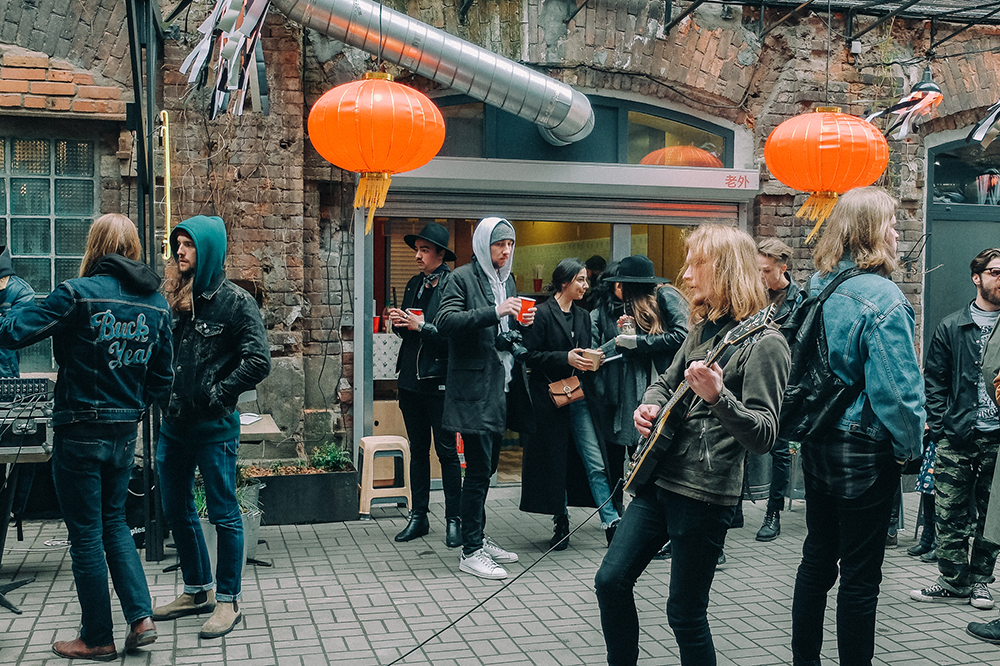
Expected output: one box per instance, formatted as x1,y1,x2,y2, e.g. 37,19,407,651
184,582,215,595
215,591,241,603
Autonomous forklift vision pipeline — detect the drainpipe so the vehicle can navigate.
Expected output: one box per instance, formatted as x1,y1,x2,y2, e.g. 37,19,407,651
272,0,594,145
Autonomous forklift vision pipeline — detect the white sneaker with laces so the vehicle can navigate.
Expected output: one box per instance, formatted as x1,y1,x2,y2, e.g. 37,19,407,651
459,548,507,580
972,582,995,610
482,534,518,563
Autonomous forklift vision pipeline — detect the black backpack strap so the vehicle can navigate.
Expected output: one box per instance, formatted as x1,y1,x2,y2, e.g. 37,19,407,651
816,267,869,302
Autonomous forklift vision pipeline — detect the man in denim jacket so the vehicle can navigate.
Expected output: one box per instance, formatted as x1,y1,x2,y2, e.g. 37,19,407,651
791,187,925,666
152,215,271,639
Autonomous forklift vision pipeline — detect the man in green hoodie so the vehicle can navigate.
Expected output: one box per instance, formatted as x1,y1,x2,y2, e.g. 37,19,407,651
152,216,271,639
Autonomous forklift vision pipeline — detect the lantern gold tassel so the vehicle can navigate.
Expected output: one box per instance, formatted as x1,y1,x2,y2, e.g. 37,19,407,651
354,172,393,234
796,191,839,243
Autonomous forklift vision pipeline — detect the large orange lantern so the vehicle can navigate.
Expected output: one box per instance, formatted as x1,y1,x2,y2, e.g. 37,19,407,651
640,145,723,168
308,72,446,233
764,107,889,242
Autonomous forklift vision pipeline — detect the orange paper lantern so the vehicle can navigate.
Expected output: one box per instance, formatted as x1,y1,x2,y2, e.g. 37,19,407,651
308,72,446,233
764,107,889,242
640,145,723,168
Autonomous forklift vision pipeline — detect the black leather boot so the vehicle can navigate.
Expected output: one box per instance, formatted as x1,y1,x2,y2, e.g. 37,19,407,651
394,512,429,542
550,514,570,551
445,517,462,548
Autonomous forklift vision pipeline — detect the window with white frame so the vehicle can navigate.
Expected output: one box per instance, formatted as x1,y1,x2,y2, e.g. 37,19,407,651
0,137,97,372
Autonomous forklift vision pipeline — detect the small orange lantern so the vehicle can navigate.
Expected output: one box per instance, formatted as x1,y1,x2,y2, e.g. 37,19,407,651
308,72,446,233
640,145,723,168
764,107,889,242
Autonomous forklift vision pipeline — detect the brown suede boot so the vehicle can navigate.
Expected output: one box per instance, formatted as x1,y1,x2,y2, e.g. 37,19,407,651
152,589,216,620
199,600,242,639
124,616,158,652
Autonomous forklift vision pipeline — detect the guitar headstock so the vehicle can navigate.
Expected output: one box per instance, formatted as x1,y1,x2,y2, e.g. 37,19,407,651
721,304,775,347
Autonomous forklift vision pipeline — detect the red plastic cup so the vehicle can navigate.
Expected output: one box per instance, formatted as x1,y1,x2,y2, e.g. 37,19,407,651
408,308,423,317
517,297,535,324
533,278,543,292
373,316,380,334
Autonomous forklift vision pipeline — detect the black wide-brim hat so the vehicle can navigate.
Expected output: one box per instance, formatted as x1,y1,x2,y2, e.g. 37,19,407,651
404,222,457,262
603,254,666,283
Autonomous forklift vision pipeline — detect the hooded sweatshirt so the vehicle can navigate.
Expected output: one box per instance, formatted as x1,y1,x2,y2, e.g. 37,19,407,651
169,215,228,303
472,217,516,390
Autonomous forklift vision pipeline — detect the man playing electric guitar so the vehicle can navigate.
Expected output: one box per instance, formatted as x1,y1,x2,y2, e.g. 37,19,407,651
594,225,791,666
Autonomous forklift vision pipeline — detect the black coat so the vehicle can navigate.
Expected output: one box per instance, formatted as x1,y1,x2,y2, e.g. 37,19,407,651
519,297,610,515
436,258,532,437
394,265,449,393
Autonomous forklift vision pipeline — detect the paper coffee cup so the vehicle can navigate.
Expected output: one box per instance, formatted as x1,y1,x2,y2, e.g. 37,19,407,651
582,349,603,370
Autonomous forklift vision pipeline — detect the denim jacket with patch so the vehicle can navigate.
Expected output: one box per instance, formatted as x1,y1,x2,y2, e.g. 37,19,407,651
0,272,174,426
809,259,926,462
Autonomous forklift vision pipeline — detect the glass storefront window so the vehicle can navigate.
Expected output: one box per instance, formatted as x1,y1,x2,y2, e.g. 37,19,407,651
933,141,1000,205
438,103,484,158
627,111,726,166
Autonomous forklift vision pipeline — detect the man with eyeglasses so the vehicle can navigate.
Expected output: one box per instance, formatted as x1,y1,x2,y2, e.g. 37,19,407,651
911,248,1000,613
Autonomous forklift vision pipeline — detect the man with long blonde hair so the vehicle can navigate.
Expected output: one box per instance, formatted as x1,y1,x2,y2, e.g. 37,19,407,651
790,186,925,666
0,213,173,660
595,224,790,666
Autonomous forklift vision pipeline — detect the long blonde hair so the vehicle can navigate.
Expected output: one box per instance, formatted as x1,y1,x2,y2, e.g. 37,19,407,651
681,224,767,325
813,186,898,276
79,214,142,277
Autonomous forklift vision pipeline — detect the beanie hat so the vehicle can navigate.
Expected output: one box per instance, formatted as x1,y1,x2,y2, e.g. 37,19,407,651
489,220,516,245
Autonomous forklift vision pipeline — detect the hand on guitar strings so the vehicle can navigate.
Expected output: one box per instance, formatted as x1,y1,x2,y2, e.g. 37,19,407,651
634,403,660,437
685,360,723,406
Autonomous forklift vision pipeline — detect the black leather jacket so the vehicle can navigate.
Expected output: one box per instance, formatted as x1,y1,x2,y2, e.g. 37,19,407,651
162,272,271,425
925,303,988,443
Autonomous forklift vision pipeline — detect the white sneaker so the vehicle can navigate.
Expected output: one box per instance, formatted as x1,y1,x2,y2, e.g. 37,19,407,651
972,582,995,610
459,548,507,580
482,534,518,563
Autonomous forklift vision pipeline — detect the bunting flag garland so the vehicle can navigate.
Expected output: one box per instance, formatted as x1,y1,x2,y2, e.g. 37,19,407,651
179,0,272,117
967,98,1000,148
866,78,942,140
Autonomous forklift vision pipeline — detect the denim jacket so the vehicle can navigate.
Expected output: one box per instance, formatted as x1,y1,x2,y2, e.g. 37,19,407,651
810,259,926,461
0,275,35,377
0,256,174,426
161,271,271,428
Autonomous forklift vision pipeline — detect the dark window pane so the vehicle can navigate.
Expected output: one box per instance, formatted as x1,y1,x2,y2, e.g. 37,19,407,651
439,103,484,158
55,218,92,255
11,218,50,255
55,258,81,285
55,180,93,215
12,139,49,174
55,140,93,177
19,337,54,373
12,257,50,293
10,179,49,215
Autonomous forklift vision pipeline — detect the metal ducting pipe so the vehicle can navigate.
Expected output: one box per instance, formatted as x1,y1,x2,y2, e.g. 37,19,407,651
272,0,594,145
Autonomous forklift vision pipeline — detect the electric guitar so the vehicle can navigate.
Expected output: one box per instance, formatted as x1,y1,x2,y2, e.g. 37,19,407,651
623,304,776,495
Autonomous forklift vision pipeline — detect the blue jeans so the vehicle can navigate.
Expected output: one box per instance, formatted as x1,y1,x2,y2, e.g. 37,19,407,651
52,430,152,647
157,434,243,602
567,399,619,527
791,462,899,666
595,485,730,666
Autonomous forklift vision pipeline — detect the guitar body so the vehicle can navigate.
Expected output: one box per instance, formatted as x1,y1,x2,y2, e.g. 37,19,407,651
623,407,677,495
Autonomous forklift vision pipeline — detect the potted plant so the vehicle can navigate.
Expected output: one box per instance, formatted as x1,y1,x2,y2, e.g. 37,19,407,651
241,439,358,525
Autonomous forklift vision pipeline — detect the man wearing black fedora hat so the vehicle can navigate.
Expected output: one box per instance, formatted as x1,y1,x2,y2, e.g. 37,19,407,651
387,222,463,547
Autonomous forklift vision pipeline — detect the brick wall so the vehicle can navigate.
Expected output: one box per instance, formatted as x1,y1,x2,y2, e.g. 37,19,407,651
0,46,126,117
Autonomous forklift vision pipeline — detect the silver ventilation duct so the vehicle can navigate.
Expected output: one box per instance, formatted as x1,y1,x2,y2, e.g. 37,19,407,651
272,0,594,146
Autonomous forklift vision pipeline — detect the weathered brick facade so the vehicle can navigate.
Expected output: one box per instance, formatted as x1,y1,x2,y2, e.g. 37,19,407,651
3,1,1000,450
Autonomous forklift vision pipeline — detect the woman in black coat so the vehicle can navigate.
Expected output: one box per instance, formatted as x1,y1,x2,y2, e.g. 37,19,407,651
520,258,621,549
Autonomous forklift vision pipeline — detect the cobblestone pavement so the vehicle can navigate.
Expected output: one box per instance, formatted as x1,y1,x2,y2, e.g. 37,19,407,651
1,488,998,665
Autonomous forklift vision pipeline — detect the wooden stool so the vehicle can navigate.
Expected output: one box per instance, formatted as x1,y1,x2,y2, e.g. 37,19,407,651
358,435,411,518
